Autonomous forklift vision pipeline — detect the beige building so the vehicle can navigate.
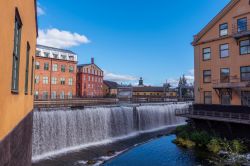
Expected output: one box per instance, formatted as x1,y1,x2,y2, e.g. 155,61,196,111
0,0,37,165
193,0,250,106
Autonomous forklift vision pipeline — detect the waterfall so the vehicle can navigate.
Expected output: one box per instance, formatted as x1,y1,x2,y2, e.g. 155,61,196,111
32,103,188,160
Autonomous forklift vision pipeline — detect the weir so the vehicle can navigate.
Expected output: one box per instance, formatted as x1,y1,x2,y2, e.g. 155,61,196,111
32,103,189,160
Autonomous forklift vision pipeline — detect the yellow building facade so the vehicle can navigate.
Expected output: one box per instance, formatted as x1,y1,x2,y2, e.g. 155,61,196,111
0,0,37,165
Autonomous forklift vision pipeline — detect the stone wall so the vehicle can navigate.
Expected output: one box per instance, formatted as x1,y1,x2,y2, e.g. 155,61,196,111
0,111,33,166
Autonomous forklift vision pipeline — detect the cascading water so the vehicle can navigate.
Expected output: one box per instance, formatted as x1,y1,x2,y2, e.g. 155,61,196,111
32,103,188,160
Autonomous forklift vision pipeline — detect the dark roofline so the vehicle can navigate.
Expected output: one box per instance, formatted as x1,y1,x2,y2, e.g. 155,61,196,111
36,44,77,55
77,63,103,72
34,0,38,37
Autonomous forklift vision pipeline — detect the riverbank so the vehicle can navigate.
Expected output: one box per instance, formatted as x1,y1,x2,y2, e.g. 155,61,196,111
173,125,250,165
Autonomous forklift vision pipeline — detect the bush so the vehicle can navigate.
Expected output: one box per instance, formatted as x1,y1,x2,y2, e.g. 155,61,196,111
189,131,211,147
207,138,222,154
231,140,247,154
173,137,195,149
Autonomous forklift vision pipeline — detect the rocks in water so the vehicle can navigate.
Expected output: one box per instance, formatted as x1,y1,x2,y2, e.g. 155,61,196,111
87,160,96,165
107,150,115,156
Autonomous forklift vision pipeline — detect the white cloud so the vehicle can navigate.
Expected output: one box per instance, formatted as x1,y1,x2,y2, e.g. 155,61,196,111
37,28,90,49
104,71,138,83
37,3,45,16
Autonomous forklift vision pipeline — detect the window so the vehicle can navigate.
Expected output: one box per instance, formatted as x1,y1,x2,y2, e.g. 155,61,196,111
44,52,50,58
203,48,211,60
241,91,250,106
51,91,57,99
31,57,34,94
52,64,58,71
69,56,74,61
35,76,40,84
35,61,40,69
11,9,22,92
53,54,58,59
69,66,74,73
221,90,231,105
52,77,57,85
68,92,73,99
220,68,230,83
203,70,211,83
34,91,39,100
36,50,41,56
241,66,250,81
43,76,49,84
240,40,250,55
60,78,65,85
220,23,228,36
60,91,65,99
61,55,67,60
237,17,247,32
68,78,73,85
220,44,229,58
61,65,66,72
42,91,49,100
44,63,49,70
204,91,212,104
24,43,30,94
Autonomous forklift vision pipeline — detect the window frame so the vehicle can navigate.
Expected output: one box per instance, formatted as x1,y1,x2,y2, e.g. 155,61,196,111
204,91,212,104
24,42,30,95
203,70,212,83
219,23,228,37
239,39,250,55
202,47,211,61
220,43,229,58
220,68,230,83
11,9,23,93
237,17,247,33
240,66,250,82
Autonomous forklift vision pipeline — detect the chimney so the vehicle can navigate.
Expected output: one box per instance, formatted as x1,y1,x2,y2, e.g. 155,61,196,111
91,58,94,64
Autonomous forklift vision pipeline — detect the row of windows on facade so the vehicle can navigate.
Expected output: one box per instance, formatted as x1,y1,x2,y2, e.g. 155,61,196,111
82,83,103,89
203,39,250,60
81,75,103,83
35,76,74,85
219,17,248,37
79,68,103,76
36,50,75,61
203,66,250,83
204,91,250,106
35,62,75,73
34,91,73,100
11,9,34,95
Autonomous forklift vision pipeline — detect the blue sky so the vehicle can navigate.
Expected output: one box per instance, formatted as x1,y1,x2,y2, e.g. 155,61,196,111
37,0,230,86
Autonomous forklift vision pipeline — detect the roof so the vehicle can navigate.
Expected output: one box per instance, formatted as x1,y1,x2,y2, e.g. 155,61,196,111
77,63,103,72
36,44,76,55
192,0,240,45
133,86,164,92
104,80,119,89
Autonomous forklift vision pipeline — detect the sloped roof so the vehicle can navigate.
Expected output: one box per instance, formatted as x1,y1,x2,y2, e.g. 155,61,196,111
192,0,240,45
77,63,103,72
37,44,76,55
104,80,119,89
133,86,164,92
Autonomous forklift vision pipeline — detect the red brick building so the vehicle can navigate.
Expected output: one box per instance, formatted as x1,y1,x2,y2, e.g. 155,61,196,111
34,45,77,100
77,58,104,97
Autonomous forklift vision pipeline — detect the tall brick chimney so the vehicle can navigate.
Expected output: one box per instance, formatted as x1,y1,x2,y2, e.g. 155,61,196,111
91,58,94,64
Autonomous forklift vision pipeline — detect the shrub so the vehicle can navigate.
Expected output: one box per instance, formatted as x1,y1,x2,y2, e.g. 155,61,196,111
173,138,195,149
231,140,247,154
189,131,211,147
207,138,222,154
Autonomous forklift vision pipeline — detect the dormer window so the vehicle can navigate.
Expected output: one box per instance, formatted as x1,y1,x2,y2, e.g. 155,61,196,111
44,52,49,58
61,55,67,60
69,56,74,61
36,50,41,56
219,23,228,36
53,54,58,59
237,17,247,32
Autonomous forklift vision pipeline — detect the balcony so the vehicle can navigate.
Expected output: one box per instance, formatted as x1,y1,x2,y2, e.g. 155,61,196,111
175,104,250,125
212,76,250,89
232,20,250,39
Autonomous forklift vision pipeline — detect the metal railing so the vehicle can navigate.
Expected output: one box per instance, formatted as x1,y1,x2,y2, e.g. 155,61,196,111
175,105,250,124
232,20,250,37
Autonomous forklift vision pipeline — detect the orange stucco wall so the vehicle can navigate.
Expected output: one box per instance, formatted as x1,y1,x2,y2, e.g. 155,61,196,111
0,0,37,140
194,0,250,105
